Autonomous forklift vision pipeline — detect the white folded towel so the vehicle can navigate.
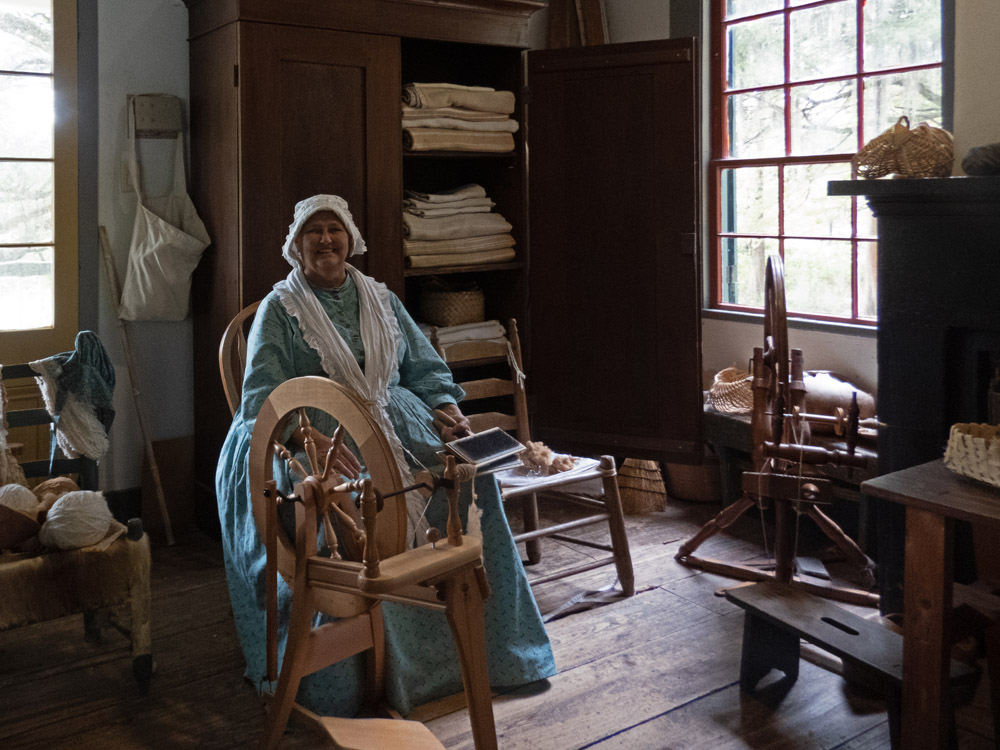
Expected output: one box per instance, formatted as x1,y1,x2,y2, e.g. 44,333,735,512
403,212,512,241
404,184,488,203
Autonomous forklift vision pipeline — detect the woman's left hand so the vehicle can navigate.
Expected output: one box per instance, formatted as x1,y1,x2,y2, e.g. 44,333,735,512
434,403,472,443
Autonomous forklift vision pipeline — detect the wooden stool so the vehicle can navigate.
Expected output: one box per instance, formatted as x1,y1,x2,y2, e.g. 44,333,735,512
725,582,978,750
292,707,446,749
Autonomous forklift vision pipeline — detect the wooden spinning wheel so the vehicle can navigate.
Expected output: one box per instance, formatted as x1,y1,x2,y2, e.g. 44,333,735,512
677,256,881,606
247,376,497,750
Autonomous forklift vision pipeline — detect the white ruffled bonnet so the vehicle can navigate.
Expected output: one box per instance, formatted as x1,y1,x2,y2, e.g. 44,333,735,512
281,194,368,269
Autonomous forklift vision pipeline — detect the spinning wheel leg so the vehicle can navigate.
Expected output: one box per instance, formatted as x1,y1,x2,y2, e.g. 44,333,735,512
442,565,498,750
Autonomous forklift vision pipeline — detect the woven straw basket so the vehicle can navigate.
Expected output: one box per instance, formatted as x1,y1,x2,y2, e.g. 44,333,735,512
943,423,1000,490
418,287,485,327
853,116,954,179
707,366,752,414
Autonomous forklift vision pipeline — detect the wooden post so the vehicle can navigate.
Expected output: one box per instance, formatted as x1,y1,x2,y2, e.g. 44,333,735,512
98,226,174,545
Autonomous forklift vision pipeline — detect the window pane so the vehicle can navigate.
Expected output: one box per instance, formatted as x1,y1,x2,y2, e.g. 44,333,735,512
728,15,784,89
726,0,782,21
863,68,943,141
790,2,857,82
728,89,785,158
864,0,942,71
0,74,53,158
0,244,53,330
0,161,53,243
857,197,877,239
721,166,779,235
721,237,779,307
857,240,877,319
783,162,853,237
784,239,852,316
0,1,52,73
790,80,857,155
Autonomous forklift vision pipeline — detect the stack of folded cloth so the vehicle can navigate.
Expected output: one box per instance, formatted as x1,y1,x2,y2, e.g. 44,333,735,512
402,82,517,153
403,183,516,268
418,319,507,360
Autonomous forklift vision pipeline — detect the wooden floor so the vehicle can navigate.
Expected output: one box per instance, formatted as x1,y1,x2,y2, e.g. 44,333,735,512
1,496,996,749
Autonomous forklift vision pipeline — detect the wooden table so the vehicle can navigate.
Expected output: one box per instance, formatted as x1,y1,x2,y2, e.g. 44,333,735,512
862,459,1000,749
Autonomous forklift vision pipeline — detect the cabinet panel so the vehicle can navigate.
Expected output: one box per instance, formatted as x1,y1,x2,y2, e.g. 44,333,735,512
240,23,402,300
526,39,702,462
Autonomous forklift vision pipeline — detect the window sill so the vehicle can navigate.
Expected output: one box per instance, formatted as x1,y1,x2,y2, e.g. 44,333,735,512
701,308,878,339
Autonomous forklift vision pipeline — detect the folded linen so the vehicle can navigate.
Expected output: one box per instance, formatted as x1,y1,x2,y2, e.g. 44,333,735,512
403,196,494,210
406,247,516,268
402,106,511,123
403,212,512,241
403,116,519,133
403,128,514,153
434,320,506,344
404,233,516,257
405,204,493,218
403,83,516,115
404,184,487,203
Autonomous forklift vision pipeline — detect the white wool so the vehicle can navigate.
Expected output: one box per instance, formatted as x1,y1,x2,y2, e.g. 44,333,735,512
0,483,39,515
38,490,112,550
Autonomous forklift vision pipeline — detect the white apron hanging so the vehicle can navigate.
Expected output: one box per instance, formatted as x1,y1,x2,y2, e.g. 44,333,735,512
118,98,210,321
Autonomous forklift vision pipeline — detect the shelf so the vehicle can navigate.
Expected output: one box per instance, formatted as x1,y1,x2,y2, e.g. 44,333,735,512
404,261,522,276
403,150,517,159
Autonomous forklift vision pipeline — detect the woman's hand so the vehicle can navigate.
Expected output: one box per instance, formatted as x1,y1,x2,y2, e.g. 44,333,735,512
294,426,362,479
434,403,473,443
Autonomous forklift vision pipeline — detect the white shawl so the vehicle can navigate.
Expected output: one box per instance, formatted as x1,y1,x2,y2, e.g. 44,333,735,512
276,195,428,545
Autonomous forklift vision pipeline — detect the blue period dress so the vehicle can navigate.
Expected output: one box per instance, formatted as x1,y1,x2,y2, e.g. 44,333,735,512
215,275,555,716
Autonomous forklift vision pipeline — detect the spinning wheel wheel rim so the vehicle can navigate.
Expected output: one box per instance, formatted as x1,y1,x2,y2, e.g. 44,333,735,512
248,376,407,580
763,255,790,450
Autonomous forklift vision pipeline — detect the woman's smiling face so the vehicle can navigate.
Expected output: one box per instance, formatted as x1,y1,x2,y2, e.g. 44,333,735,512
295,210,351,288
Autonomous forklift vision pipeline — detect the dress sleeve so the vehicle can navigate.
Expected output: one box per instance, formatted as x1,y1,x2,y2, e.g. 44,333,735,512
238,294,303,433
391,294,466,409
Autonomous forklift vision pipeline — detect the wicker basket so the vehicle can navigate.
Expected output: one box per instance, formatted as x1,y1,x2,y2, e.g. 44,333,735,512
418,286,485,327
943,423,1000,490
707,366,752,414
853,116,954,179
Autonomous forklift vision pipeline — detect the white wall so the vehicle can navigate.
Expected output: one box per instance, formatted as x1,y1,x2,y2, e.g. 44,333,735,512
953,1,1000,172
97,0,191,489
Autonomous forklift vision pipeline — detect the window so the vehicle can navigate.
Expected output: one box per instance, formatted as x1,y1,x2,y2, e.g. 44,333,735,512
710,0,943,323
0,0,77,362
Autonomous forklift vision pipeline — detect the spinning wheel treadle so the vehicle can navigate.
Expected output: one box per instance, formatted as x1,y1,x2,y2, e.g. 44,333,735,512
676,256,880,607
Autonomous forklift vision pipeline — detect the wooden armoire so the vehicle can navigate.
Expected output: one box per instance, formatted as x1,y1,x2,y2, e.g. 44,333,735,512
183,0,703,515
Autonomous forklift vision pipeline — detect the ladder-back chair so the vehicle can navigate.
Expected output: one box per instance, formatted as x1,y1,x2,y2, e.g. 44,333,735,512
0,361,152,692
444,320,635,596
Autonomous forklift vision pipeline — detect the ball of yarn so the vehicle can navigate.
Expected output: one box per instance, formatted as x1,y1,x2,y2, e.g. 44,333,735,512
39,490,112,550
0,483,40,515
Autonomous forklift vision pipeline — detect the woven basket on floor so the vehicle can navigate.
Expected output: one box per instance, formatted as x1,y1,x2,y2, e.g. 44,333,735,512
618,458,667,514
852,116,954,179
707,366,752,414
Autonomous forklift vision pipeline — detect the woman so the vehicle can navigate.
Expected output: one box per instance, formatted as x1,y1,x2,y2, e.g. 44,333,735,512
215,194,555,717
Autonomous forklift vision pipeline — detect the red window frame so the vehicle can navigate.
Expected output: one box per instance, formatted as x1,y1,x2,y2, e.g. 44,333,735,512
708,0,943,325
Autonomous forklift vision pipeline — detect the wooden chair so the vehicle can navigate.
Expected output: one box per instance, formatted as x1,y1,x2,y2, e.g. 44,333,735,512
443,320,635,596
0,362,152,692
219,299,261,416
247,376,497,750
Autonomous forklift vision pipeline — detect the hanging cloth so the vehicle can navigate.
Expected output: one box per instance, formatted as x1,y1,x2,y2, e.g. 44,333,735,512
118,96,210,321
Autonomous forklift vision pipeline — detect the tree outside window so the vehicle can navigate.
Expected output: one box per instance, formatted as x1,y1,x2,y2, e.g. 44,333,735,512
710,0,943,323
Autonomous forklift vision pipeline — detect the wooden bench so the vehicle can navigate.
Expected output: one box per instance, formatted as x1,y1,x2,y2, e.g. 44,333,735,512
724,581,978,750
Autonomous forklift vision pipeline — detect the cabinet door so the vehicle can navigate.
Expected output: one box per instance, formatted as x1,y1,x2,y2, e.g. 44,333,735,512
526,39,702,462
239,24,403,301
